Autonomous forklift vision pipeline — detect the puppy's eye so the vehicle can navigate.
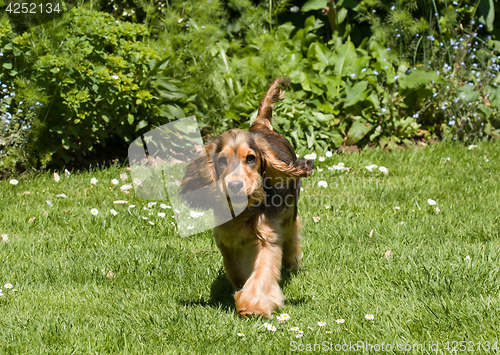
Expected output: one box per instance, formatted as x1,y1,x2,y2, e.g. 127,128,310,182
246,155,256,164
218,157,227,166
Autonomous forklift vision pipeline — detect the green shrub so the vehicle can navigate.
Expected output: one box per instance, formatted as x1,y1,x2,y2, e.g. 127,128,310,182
0,7,168,168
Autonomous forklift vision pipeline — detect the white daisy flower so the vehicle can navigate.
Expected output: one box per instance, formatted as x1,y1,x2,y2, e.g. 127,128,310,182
190,211,204,218
318,321,326,327
298,330,304,334
427,199,437,206
112,75,120,80
110,209,118,216
290,327,299,331
90,177,98,185
365,164,378,171
56,193,67,198
325,151,333,157
268,326,277,332
149,221,155,225
280,313,290,320
9,179,18,185
394,206,400,210
187,226,194,230
296,333,303,338
336,319,345,324
379,166,389,174
468,144,477,150
319,157,325,162
142,216,148,220
313,216,320,223
465,255,471,261
4,283,13,289
148,202,157,208
263,323,272,329
90,208,98,216
317,180,328,188
160,204,171,209
237,333,245,337
324,204,330,209
111,179,119,185
365,314,374,320
46,200,53,207
158,212,166,218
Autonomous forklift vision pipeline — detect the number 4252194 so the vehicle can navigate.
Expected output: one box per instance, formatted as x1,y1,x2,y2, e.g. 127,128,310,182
6,2,61,14
444,341,498,352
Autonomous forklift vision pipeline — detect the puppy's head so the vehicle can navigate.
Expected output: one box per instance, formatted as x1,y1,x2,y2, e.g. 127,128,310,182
179,129,313,211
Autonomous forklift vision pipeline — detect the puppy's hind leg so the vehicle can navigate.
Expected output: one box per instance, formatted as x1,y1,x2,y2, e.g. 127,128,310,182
283,218,303,271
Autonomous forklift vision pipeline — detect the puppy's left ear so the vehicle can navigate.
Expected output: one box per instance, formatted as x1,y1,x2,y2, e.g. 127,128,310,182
255,137,314,183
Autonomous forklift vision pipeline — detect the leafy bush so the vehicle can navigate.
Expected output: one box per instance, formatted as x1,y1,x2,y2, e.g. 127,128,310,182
0,7,171,168
1,0,499,174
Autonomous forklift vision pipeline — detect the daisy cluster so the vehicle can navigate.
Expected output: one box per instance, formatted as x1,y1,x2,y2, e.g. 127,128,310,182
238,313,376,338
0,283,15,297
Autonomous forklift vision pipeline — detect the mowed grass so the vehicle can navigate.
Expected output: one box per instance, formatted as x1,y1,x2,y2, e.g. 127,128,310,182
1,141,499,354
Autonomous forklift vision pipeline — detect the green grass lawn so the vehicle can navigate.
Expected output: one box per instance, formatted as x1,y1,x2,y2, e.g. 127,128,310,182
1,141,499,354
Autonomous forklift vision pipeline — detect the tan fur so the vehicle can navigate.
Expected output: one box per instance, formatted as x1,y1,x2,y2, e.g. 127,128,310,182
180,77,313,318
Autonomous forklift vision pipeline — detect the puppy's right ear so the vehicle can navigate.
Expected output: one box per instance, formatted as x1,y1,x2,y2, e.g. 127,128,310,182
179,141,219,209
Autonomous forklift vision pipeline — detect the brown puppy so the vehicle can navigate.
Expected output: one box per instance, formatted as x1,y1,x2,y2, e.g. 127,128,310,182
180,78,314,317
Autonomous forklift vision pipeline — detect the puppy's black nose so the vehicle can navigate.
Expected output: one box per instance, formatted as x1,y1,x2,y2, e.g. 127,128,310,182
228,181,244,194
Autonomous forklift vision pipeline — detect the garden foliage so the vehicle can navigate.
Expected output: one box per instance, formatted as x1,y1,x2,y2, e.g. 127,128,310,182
0,0,499,173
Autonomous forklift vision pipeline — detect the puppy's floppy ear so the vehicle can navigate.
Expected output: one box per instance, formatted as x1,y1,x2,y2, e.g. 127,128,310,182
255,136,314,183
179,141,219,209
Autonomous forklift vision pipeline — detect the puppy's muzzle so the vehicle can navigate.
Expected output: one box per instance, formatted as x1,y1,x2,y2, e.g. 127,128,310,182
228,180,244,194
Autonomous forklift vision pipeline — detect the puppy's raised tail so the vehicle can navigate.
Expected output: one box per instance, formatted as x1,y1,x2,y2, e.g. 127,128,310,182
250,77,290,132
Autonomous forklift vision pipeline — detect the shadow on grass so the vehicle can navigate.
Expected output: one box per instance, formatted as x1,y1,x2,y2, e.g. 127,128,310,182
178,267,310,312
178,268,236,313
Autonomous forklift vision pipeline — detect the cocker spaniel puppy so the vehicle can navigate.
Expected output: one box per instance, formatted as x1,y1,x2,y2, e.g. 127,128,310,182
180,78,314,318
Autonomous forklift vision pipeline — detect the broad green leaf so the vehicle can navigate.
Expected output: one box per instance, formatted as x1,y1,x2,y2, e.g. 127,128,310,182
346,119,371,145
478,0,495,32
344,81,368,107
306,126,315,148
457,85,480,102
301,0,328,12
333,40,357,76
399,71,439,89
338,0,362,11
135,120,148,132
127,114,134,125
3,63,12,69
337,8,348,23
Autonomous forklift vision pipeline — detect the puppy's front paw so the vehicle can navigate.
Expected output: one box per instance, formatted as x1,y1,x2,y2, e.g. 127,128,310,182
234,289,283,318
